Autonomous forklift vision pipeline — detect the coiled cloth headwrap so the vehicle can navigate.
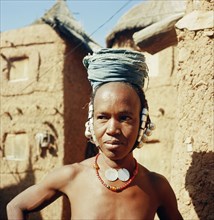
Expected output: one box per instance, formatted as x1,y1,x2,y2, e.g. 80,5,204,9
83,48,149,90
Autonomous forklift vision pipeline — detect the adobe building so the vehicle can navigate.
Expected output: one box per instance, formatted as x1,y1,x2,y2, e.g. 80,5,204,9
106,0,213,219
0,2,99,219
172,1,213,219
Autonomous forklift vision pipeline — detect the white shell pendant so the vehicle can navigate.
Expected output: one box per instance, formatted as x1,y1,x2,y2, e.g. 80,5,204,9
105,168,118,182
118,168,130,182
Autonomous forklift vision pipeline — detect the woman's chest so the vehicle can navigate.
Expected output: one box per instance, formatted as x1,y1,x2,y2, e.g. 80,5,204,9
68,181,159,220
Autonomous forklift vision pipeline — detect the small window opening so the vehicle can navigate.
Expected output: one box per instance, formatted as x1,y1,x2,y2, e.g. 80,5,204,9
4,133,29,161
9,57,29,82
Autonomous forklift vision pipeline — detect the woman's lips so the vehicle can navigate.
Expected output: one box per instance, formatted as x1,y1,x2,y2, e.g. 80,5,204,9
104,140,123,149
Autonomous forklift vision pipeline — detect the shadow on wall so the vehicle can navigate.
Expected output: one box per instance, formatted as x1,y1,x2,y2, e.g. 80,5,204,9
0,151,42,220
185,151,214,220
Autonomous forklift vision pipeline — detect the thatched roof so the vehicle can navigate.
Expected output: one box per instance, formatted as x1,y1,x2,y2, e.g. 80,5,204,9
106,0,186,53
34,1,100,52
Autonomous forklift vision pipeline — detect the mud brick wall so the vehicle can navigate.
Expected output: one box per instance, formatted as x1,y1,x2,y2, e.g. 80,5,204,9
171,1,214,219
0,24,91,219
134,47,179,181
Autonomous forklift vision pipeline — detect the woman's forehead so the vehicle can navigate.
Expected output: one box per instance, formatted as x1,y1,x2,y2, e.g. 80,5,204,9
94,82,141,107
95,82,134,96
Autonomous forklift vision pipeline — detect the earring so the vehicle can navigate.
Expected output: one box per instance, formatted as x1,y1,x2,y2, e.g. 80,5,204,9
137,108,155,148
85,120,92,139
84,102,98,146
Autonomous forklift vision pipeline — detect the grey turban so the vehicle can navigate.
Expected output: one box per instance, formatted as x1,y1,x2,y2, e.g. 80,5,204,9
83,48,148,90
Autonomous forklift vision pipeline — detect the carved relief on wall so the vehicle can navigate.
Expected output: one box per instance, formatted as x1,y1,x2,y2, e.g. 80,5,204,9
1,49,40,96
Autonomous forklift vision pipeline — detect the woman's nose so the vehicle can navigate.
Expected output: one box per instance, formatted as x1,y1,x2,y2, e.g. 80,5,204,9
106,119,121,135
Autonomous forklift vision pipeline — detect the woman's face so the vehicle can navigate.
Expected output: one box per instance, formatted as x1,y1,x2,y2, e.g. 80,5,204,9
93,82,141,160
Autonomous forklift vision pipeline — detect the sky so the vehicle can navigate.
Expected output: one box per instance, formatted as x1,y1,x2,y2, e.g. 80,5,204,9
1,0,144,47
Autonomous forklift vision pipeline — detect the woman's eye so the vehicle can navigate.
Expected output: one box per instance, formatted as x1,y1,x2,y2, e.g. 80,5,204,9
97,115,107,120
120,115,131,121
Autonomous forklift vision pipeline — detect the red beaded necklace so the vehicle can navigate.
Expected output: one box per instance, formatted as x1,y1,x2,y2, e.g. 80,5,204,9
93,153,138,192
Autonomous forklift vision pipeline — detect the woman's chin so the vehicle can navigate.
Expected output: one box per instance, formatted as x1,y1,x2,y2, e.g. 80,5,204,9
101,149,127,161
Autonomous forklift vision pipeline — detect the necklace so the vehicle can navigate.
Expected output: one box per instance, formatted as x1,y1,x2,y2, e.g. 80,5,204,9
93,153,138,192
105,167,130,182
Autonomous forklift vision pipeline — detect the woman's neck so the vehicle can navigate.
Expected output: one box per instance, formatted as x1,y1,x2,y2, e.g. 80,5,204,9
98,152,136,172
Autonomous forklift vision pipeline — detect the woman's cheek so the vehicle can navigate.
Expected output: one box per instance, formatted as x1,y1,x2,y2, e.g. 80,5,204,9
94,123,106,138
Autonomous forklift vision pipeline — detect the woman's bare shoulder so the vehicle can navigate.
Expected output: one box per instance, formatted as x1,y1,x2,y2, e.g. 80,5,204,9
40,157,96,190
58,156,96,176
138,164,170,187
147,170,174,197
149,171,168,182
79,156,96,168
